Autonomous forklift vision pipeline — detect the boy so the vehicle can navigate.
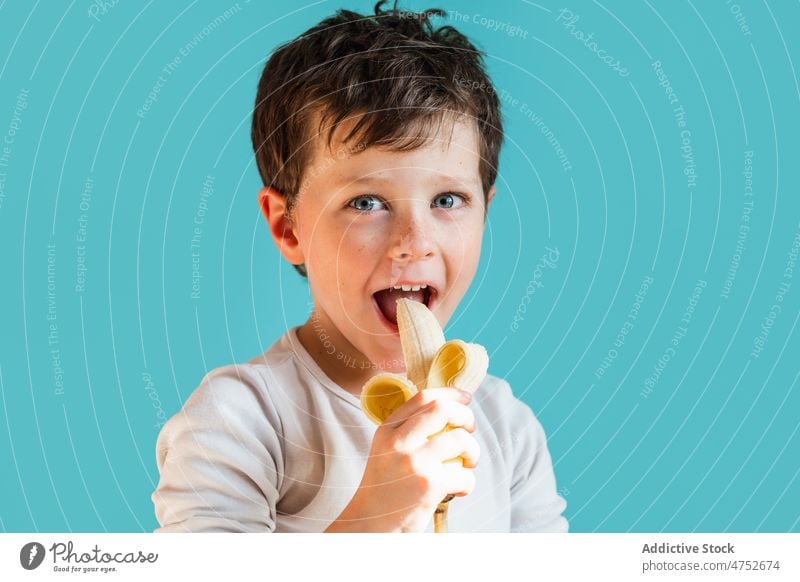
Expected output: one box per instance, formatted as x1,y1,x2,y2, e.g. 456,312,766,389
151,1,568,533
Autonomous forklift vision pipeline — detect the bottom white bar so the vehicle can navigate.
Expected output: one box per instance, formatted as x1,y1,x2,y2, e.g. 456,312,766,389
1,533,797,581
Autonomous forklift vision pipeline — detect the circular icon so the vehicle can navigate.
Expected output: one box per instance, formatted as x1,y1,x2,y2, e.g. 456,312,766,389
20,542,46,570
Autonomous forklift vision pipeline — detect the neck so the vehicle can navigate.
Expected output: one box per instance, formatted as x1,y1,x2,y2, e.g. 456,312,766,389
296,313,378,398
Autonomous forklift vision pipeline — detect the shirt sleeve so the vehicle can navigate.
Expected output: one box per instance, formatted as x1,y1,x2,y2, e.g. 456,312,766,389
151,365,284,532
501,381,569,533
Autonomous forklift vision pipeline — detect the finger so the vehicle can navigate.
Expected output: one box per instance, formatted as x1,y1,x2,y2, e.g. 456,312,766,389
441,463,477,497
383,387,471,429
423,427,481,469
393,400,475,447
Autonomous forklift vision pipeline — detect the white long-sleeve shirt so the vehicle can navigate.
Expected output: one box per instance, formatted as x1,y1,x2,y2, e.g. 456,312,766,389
151,326,569,533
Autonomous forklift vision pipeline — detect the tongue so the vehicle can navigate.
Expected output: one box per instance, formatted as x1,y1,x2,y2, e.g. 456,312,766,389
374,288,425,325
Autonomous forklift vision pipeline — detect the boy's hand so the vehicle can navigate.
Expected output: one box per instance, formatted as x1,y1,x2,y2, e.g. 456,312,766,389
327,388,479,533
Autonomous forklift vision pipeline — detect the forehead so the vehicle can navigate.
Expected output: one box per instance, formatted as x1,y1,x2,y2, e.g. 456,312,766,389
304,112,483,188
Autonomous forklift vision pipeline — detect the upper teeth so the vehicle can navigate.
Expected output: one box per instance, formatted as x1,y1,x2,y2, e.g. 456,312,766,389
392,284,428,292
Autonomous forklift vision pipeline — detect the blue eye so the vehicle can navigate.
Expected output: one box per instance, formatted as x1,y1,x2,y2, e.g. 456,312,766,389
348,195,385,212
432,192,465,209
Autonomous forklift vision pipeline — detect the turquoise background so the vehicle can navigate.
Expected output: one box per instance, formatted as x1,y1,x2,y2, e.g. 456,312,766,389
1,0,798,532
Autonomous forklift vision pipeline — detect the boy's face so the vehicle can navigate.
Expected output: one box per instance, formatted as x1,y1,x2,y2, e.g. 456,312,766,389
262,116,494,374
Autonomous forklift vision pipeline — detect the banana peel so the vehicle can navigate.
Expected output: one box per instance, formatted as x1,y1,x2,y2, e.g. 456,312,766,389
360,373,418,425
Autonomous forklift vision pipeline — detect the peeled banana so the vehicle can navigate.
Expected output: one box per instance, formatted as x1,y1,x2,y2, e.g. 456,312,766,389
359,297,489,533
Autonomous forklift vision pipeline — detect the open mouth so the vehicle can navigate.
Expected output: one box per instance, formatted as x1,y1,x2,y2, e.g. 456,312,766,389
372,284,437,332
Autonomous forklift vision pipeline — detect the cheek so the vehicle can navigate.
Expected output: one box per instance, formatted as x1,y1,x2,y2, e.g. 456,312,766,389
445,219,484,282
447,215,483,254
328,224,383,283
340,221,385,257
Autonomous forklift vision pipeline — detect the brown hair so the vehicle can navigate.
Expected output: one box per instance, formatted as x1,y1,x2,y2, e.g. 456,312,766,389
251,0,503,278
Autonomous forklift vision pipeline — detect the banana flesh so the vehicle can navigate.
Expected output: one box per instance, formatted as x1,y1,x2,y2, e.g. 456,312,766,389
395,298,445,390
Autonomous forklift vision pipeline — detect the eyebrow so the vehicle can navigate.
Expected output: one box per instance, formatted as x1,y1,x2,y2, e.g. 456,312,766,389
338,174,480,189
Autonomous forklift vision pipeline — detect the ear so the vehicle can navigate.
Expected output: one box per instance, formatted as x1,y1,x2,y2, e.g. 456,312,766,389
483,185,496,221
486,185,496,210
258,187,305,267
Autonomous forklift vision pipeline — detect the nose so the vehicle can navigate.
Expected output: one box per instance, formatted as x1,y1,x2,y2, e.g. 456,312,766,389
387,210,436,263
